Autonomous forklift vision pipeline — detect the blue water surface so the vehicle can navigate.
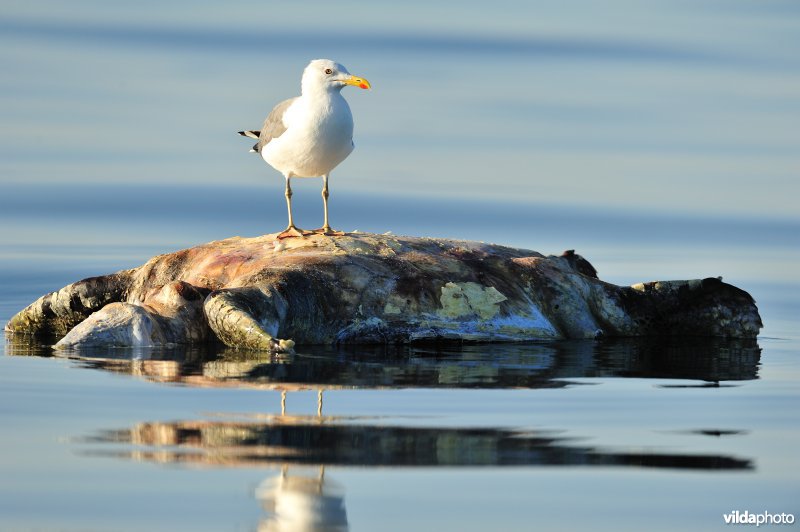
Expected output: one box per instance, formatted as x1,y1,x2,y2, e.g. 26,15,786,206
1,2,799,531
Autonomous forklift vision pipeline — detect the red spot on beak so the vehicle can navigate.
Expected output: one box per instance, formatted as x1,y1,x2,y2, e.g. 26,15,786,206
359,82,369,89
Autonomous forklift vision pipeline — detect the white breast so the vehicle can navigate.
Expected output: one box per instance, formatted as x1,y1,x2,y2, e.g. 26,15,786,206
262,93,355,178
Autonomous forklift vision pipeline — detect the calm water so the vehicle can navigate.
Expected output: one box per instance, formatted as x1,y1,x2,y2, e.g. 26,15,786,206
2,2,800,531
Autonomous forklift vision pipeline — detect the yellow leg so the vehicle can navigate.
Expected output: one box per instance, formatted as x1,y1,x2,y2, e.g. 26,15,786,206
278,176,309,239
314,175,344,236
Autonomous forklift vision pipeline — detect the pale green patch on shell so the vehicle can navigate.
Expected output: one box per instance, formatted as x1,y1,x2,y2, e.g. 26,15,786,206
437,282,508,320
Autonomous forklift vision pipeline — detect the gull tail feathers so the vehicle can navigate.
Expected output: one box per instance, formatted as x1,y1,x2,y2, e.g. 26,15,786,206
238,130,261,153
238,130,260,139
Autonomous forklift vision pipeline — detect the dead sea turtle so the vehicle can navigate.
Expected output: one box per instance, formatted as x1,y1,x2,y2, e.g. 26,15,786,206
4,233,762,352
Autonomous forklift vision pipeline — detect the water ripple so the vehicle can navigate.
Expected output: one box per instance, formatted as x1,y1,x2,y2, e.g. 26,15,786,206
1,17,727,64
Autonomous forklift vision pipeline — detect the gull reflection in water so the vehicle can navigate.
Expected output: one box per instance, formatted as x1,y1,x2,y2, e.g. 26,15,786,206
60,338,760,530
257,393,347,532
256,465,347,532
78,384,754,530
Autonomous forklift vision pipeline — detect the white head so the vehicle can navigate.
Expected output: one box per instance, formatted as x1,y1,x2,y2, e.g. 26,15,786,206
301,59,371,95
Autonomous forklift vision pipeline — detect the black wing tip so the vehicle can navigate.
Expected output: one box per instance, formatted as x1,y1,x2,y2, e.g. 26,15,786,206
238,130,261,139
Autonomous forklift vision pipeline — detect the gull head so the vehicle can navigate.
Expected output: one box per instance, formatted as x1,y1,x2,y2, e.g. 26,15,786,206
301,59,371,95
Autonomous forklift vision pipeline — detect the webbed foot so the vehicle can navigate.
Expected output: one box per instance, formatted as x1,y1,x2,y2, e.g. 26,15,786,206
276,225,311,239
312,225,345,236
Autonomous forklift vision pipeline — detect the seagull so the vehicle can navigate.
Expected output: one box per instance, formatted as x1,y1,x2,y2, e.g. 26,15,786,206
239,59,371,239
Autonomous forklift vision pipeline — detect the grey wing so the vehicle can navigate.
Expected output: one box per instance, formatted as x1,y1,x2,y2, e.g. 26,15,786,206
255,97,297,153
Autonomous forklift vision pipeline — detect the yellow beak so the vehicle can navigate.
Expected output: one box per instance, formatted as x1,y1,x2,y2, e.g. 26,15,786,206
344,75,371,90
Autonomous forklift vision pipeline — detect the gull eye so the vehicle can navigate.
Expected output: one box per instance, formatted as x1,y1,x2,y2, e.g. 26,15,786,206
324,68,333,75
